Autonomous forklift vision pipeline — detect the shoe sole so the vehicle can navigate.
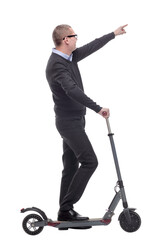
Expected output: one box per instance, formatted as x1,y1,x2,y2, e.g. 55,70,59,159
58,226,92,230
59,228,68,230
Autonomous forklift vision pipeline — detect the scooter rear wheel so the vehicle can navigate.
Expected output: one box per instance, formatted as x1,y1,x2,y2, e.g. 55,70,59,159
22,214,44,235
119,210,141,232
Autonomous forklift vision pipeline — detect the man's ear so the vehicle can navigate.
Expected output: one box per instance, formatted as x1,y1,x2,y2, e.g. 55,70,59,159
63,37,69,45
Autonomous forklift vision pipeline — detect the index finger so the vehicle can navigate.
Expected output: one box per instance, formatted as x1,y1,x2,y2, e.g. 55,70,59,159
122,24,128,28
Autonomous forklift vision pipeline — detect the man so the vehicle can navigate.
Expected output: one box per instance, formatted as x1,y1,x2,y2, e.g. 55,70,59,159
46,24,127,225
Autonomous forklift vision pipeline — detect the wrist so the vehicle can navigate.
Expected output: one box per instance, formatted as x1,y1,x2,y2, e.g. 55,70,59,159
114,31,117,37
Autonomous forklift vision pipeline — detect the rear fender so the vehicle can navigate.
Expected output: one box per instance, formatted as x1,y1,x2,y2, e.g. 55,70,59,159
20,207,48,220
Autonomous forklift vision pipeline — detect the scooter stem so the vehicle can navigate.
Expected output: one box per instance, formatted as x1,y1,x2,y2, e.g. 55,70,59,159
104,116,129,209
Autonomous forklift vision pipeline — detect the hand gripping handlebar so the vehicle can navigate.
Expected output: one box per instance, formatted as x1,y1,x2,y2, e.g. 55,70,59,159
102,111,112,134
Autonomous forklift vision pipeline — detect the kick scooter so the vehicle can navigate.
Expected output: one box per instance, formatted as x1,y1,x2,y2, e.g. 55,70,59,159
21,116,141,235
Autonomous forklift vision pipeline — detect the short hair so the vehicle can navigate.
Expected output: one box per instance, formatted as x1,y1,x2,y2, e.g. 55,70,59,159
52,24,72,46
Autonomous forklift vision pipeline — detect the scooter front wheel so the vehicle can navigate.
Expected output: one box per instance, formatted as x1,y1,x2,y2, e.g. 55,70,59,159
22,214,44,235
119,210,141,232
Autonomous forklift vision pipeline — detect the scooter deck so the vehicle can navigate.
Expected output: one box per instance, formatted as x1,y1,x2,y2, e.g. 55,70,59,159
47,218,111,228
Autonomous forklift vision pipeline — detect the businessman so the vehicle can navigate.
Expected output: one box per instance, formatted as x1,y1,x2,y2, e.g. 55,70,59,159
46,24,127,225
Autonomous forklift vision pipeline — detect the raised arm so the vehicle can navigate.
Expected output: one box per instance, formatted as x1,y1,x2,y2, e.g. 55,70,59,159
73,32,115,62
73,24,128,62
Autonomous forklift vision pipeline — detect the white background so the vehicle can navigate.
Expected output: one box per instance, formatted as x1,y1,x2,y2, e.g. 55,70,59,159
1,0,160,239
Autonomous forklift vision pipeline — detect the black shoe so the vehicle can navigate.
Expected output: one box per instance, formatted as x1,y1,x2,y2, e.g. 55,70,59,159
58,209,89,221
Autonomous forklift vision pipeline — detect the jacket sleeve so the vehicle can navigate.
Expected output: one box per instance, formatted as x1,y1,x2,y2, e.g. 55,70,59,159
73,32,115,62
54,62,102,113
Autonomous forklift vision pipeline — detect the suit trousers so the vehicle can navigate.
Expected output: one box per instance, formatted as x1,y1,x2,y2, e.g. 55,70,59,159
55,116,98,211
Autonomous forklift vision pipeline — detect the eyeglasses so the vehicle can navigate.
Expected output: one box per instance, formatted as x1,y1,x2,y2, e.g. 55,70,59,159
63,34,78,40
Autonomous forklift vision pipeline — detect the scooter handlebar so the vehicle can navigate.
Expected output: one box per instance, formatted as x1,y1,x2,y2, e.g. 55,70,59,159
102,111,112,134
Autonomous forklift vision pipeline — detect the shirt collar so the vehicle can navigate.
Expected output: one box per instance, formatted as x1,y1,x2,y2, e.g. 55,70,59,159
52,48,73,61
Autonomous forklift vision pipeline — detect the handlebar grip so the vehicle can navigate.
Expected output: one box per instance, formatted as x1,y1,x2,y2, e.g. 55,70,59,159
102,111,112,134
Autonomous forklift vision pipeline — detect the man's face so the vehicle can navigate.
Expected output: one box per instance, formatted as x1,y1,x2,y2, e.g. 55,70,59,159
66,28,78,52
